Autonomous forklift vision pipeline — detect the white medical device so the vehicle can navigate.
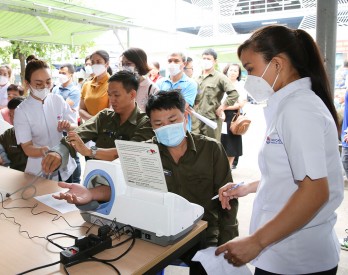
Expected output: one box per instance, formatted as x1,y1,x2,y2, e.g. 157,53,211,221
79,159,204,246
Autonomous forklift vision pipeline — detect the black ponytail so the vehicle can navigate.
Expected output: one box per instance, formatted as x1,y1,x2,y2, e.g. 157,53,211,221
237,25,338,129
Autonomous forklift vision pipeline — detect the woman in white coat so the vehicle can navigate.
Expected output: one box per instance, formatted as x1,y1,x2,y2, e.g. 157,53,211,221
14,59,77,181
216,25,344,275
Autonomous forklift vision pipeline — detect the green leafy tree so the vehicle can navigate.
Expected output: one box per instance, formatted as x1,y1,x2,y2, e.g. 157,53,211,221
0,40,94,84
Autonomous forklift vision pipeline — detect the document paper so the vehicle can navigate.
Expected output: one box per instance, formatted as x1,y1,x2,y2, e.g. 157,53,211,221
192,247,252,275
115,140,168,192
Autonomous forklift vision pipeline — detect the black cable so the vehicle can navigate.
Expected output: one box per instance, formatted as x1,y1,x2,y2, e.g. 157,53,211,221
16,260,61,275
0,212,47,240
46,232,78,250
64,258,121,274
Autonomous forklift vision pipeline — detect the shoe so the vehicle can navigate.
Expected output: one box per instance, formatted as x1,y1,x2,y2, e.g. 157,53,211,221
340,229,348,251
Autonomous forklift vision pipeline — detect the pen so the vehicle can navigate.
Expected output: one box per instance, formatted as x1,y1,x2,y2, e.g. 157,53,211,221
211,182,244,200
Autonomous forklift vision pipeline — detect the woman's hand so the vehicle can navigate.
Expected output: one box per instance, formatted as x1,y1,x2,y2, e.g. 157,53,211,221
218,182,255,210
67,131,90,156
57,120,71,132
53,182,92,205
215,235,263,266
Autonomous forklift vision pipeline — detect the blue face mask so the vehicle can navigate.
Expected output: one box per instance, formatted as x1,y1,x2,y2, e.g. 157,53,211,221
154,122,186,147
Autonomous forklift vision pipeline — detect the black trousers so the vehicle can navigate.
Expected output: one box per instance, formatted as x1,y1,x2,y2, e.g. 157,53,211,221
255,266,338,275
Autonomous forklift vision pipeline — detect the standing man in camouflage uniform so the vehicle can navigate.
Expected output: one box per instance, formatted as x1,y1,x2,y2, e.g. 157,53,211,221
193,48,238,141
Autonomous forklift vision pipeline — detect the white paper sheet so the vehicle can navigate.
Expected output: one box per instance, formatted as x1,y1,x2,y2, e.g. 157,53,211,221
191,110,218,129
115,140,168,192
192,247,252,275
221,122,228,134
35,191,78,214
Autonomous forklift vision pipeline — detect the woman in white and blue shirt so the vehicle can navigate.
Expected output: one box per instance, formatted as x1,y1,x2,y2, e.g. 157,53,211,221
216,25,344,275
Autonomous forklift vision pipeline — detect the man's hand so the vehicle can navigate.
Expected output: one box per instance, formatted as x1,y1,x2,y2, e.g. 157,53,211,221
216,105,225,118
52,182,92,205
67,131,91,156
41,152,62,174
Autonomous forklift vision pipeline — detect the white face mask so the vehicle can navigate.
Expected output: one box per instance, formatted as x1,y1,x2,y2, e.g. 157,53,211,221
0,75,9,86
168,63,181,77
30,86,50,100
122,66,135,73
85,65,93,75
92,64,106,77
58,74,70,84
202,59,214,70
244,61,279,103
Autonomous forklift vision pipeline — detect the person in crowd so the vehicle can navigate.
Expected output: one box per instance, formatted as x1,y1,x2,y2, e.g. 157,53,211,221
184,56,194,78
149,61,162,83
0,84,25,124
52,63,81,183
120,48,158,112
52,63,81,112
193,48,238,141
156,51,197,131
41,70,154,174
0,97,27,171
335,60,348,89
215,25,344,275
221,63,247,170
79,55,94,82
14,59,77,181
51,91,238,275
79,50,111,122
0,65,12,109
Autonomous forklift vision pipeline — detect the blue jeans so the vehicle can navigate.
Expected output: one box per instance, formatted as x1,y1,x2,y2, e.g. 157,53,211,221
341,146,348,178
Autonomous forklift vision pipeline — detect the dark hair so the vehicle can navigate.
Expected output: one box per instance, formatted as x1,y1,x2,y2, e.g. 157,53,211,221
60,63,75,74
7,84,24,96
85,55,91,64
146,90,186,118
152,61,160,70
223,63,242,81
90,50,112,75
25,59,49,83
187,57,193,63
26,55,37,64
202,48,217,60
108,70,139,93
122,48,151,76
7,96,25,110
237,25,338,128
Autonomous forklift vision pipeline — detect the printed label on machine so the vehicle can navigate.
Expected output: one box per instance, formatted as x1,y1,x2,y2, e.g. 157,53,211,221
115,140,168,192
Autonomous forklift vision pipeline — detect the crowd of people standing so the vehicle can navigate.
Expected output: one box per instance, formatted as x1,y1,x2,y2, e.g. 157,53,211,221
0,24,346,274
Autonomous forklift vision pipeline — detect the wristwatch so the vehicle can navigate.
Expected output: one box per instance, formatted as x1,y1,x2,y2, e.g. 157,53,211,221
90,146,98,159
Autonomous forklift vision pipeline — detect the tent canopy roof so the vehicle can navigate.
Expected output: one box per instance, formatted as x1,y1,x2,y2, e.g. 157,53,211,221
0,0,135,45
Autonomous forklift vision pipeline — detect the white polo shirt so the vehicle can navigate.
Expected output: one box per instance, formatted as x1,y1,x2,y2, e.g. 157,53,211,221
14,94,77,180
251,78,344,274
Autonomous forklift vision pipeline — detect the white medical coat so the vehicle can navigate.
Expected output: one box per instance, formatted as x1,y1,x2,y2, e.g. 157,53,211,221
14,94,77,180
251,78,344,273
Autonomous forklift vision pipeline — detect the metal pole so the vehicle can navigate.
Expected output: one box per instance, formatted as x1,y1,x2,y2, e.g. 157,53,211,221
316,0,338,97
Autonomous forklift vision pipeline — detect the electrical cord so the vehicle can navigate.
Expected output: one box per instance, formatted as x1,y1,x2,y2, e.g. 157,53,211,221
16,260,61,275
1,192,136,274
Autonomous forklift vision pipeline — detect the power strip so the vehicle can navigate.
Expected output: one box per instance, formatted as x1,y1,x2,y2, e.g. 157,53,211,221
60,233,112,264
